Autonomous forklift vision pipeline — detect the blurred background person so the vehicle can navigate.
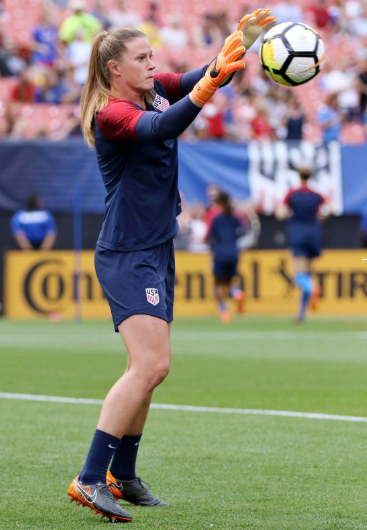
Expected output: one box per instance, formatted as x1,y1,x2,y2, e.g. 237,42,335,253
187,203,209,253
91,0,112,31
10,194,57,251
307,0,331,30
207,192,246,323
159,15,188,48
284,96,307,141
276,167,325,323
35,68,69,104
30,7,59,68
318,93,344,143
274,0,304,25
204,184,221,230
66,28,92,86
107,0,142,30
0,40,27,77
193,13,222,47
251,101,274,141
144,1,163,27
10,68,36,103
215,9,231,40
138,2,163,48
59,0,101,45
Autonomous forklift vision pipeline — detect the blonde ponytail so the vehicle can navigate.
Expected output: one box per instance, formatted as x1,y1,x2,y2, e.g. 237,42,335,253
81,28,154,149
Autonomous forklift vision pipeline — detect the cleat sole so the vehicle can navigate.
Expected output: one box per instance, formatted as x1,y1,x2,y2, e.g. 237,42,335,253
70,497,132,522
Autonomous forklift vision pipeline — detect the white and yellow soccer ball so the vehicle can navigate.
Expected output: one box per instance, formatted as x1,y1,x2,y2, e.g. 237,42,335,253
259,22,325,87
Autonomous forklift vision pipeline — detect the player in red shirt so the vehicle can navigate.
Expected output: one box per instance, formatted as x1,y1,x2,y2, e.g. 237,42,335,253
277,167,326,322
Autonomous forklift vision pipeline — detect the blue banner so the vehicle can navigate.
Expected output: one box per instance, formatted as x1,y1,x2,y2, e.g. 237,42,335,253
341,145,367,214
178,141,250,204
0,140,104,213
0,140,365,214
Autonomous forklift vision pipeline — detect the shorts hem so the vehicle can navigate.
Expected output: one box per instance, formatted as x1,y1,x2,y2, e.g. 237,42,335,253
114,311,173,332
214,275,233,285
97,231,178,253
291,249,321,259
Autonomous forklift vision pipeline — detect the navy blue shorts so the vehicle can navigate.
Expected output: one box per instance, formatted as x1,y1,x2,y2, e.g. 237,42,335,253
95,240,175,332
288,226,322,259
213,256,238,281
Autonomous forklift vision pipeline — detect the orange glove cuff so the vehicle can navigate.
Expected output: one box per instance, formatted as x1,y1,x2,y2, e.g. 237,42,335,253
190,61,218,105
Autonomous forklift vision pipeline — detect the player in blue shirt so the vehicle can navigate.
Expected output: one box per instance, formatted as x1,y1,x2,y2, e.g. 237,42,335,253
10,194,56,250
66,27,246,523
208,192,246,323
31,10,58,67
67,12,276,522
318,93,343,143
277,168,325,323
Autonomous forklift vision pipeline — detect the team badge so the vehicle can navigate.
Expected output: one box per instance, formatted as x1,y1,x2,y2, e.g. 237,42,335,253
146,288,160,306
153,94,170,112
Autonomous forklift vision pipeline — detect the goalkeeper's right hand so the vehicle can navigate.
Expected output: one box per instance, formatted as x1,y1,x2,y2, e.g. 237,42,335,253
190,31,245,106
237,9,277,51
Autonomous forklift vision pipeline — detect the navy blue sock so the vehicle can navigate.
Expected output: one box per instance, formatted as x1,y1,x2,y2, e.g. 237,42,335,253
79,429,120,485
110,434,142,481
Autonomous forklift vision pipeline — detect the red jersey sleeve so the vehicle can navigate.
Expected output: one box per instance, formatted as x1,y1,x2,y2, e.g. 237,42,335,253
205,205,223,239
154,72,183,104
284,190,294,206
96,100,145,143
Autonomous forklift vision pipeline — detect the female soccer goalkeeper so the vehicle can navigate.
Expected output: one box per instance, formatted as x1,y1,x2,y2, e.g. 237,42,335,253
68,9,275,524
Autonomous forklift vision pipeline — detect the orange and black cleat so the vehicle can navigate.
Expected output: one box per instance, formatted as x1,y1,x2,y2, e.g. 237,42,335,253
219,308,231,324
233,290,245,314
310,285,321,311
68,475,132,523
107,471,169,506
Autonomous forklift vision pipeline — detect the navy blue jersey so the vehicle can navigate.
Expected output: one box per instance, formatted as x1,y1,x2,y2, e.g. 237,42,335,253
285,186,324,226
94,67,209,252
10,209,56,244
209,213,244,261
285,185,324,258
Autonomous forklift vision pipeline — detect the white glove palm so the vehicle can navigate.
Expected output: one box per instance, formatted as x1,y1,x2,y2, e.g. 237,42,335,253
237,9,277,51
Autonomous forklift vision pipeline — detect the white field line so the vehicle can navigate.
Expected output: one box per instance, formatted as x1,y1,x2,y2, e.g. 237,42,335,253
1,332,367,342
173,332,367,340
1,392,367,424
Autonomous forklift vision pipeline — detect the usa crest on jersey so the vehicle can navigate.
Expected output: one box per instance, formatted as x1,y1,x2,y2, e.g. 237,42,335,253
146,288,160,306
153,94,170,112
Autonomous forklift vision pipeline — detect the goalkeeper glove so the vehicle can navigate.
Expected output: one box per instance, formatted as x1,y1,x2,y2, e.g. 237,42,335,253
191,31,245,105
237,9,277,51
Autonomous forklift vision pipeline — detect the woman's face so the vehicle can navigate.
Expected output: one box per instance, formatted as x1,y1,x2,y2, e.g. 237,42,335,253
110,37,155,94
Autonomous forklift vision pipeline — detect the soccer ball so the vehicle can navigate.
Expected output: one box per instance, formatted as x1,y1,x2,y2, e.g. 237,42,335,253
259,22,325,87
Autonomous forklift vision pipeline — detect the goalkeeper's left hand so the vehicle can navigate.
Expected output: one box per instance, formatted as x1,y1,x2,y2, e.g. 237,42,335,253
237,8,277,51
190,31,245,106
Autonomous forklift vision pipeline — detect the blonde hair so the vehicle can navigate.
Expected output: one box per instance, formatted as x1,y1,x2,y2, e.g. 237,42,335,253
81,28,155,148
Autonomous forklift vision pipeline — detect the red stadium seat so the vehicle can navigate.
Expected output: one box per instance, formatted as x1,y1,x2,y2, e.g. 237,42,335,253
0,78,19,104
14,103,78,138
2,0,365,144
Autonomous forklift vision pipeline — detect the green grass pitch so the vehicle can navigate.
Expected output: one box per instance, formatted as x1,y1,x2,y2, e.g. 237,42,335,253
1,316,367,529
